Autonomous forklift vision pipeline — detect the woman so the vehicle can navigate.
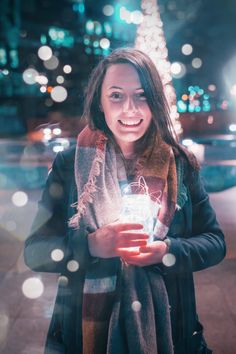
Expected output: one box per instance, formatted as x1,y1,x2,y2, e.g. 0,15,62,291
24,48,226,354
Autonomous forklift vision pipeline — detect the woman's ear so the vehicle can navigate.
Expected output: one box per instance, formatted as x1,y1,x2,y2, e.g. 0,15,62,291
99,103,103,112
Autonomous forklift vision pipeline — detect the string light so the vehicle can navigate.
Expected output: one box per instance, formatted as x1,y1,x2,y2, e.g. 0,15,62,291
135,0,182,135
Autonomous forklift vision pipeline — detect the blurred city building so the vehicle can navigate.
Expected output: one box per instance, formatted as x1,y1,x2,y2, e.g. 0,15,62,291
0,0,235,140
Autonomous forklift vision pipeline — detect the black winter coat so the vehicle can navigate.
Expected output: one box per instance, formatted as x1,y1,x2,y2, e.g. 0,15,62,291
24,147,226,354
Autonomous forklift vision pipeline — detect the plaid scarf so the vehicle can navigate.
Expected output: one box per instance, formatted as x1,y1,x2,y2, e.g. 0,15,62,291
69,126,177,354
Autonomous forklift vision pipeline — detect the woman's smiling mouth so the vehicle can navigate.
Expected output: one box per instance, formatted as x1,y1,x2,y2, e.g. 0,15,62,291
118,119,143,127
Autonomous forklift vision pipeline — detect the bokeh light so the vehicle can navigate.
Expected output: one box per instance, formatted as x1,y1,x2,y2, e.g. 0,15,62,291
43,55,59,70
22,68,38,85
181,43,193,55
11,191,28,207
56,75,64,84
67,260,80,272
171,62,186,78
40,86,47,93
50,86,68,102
103,5,114,16
100,38,110,49
229,124,236,132
22,277,44,299
192,58,202,69
131,300,142,312
35,75,48,85
208,115,214,124
58,275,69,286
63,65,72,74
37,45,52,61
51,249,64,262
52,127,62,135
162,253,176,267
208,84,216,92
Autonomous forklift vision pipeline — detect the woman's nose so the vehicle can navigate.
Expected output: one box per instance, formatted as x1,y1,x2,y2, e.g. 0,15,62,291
123,97,137,114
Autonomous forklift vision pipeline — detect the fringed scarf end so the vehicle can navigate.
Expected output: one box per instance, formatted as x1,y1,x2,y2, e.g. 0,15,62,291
69,131,107,228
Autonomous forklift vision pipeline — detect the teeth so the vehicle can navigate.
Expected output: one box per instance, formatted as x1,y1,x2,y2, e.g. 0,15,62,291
120,119,142,126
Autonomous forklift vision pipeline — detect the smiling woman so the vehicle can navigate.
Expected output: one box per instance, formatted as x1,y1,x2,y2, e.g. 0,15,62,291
100,63,152,157
24,48,226,354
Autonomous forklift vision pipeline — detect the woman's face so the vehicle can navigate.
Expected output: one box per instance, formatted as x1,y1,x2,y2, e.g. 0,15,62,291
100,63,152,157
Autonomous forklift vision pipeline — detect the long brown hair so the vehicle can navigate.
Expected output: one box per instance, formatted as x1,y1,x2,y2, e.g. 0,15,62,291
82,47,198,169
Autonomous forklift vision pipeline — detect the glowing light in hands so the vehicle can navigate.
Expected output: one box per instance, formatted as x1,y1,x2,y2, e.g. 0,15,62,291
119,177,160,244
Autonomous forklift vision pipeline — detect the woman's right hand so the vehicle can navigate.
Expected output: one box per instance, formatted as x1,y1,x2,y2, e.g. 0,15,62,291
87,222,149,259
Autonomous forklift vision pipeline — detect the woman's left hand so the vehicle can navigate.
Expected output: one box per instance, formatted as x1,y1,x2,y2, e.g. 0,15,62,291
119,240,168,267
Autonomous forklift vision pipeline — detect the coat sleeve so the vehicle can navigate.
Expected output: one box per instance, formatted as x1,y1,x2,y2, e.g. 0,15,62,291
164,167,226,274
24,150,91,273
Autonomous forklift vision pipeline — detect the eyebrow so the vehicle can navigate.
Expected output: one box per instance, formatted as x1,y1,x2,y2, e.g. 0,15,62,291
108,86,144,90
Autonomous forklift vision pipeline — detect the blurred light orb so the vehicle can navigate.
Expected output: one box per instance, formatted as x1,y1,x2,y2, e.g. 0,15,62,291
100,38,110,50
67,260,80,272
229,124,236,132
192,58,202,69
182,43,193,55
40,86,47,93
22,277,44,299
52,128,62,135
36,75,48,85
171,62,186,78
43,56,59,70
208,115,214,124
37,46,52,61
56,75,64,84
182,94,188,100
63,65,72,74
162,253,176,267
58,275,68,286
51,86,68,102
131,300,142,312
103,5,114,16
12,191,28,207
43,128,51,135
23,68,38,85
2,69,9,75
208,84,216,92
51,249,64,262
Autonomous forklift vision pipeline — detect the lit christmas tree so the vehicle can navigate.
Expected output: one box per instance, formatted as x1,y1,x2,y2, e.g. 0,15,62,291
135,0,182,135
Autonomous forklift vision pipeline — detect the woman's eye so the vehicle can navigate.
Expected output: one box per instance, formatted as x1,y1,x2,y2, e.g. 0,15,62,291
110,92,123,100
135,92,147,100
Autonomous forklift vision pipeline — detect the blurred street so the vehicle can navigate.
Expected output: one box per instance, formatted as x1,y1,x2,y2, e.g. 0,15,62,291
0,140,236,354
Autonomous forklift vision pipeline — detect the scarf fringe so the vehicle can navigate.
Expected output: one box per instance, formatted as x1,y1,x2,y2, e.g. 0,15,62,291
69,133,107,228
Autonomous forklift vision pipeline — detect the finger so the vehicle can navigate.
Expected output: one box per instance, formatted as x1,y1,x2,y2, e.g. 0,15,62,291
118,232,149,240
113,223,144,232
117,248,140,257
117,239,148,248
139,241,163,253
139,245,154,253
